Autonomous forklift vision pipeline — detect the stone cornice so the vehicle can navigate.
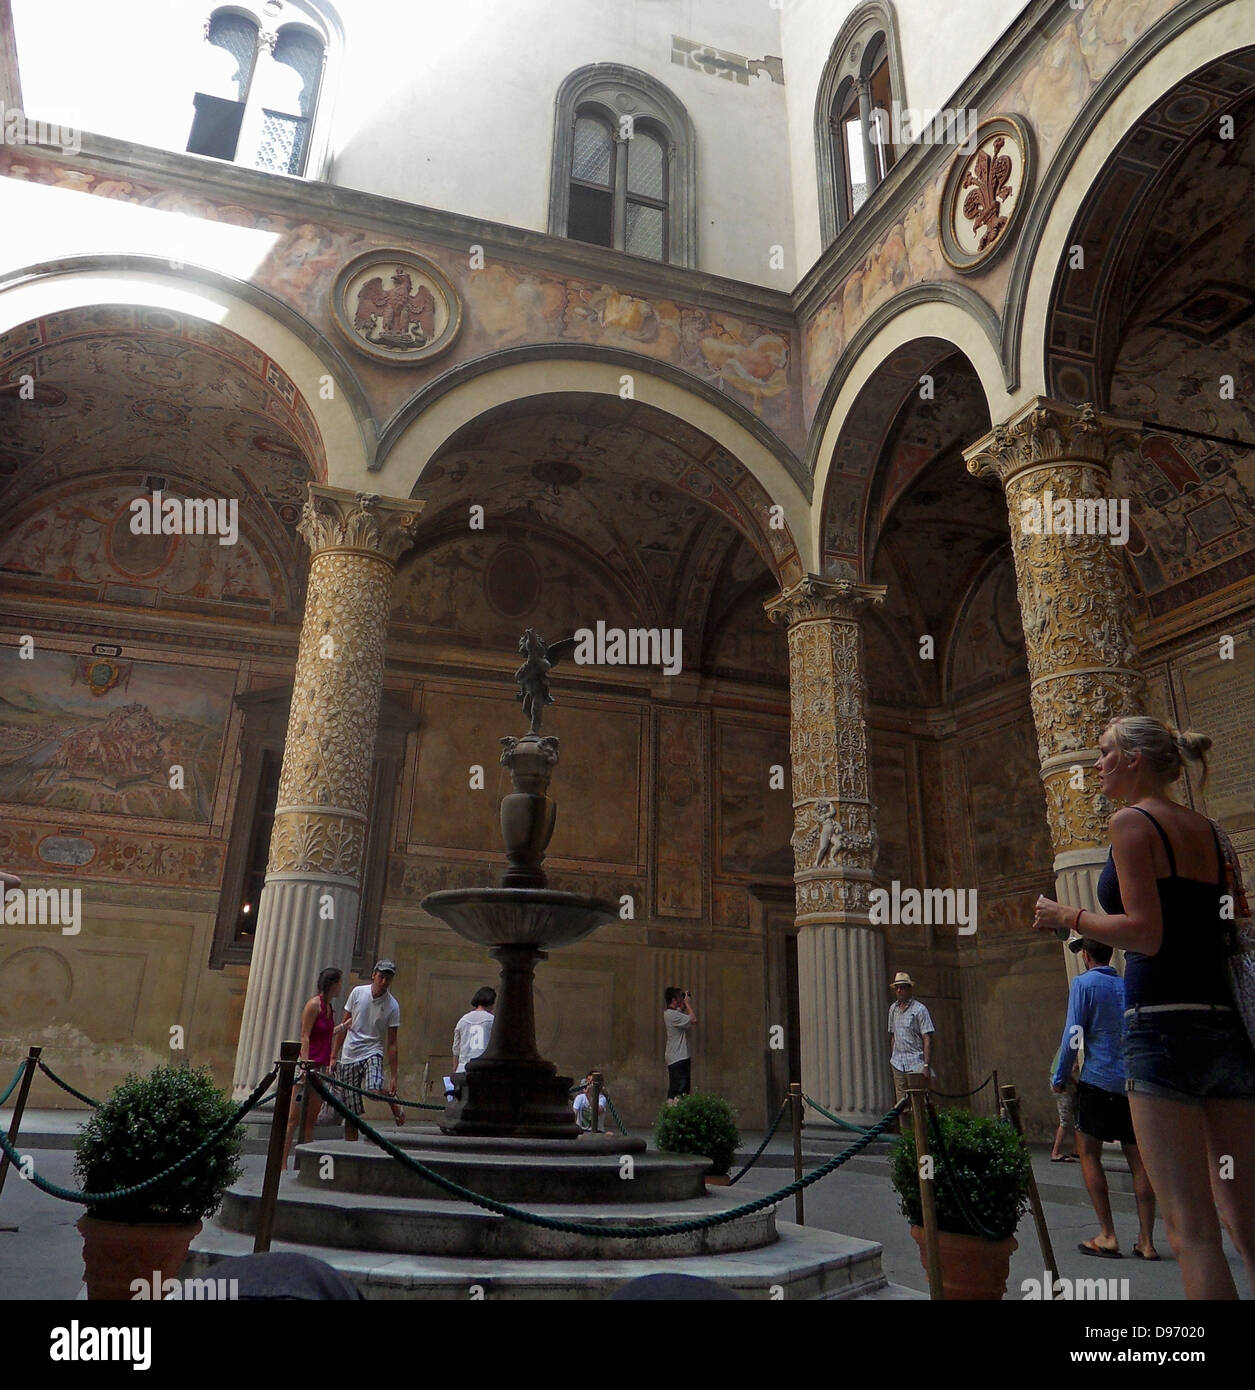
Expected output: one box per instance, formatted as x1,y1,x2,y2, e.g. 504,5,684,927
765,575,887,627
964,397,1140,487
7,132,795,327
299,486,423,564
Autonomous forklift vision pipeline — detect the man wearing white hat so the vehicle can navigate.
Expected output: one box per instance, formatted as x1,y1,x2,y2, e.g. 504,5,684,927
888,971,935,1104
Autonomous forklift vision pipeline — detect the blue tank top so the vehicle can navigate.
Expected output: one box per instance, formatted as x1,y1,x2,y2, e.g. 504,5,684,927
1095,807,1230,1009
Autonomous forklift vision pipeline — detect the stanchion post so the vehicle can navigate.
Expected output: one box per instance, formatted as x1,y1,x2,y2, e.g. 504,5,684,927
789,1083,804,1226
992,1067,1001,1119
0,1046,42,1200
590,1071,603,1135
1001,1082,1057,1292
909,1078,944,1300
254,1041,300,1253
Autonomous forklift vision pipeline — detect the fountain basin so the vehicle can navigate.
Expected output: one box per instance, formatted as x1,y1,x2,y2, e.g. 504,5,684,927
422,888,618,948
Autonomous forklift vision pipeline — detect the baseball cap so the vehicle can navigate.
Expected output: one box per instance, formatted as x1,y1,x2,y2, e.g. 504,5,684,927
372,958,397,974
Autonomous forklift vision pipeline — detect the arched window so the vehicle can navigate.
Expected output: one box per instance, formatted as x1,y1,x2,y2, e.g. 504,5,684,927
188,6,333,178
814,3,907,243
551,66,695,267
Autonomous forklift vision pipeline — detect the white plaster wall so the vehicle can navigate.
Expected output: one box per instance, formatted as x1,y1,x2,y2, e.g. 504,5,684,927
12,0,798,285
779,0,1032,274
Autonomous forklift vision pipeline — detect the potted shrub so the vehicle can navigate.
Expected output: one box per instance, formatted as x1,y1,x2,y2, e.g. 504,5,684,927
655,1092,741,1183
74,1064,244,1300
890,1106,1031,1299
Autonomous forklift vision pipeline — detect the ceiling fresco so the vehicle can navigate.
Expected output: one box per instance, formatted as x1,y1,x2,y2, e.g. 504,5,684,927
411,394,797,651
0,309,318,622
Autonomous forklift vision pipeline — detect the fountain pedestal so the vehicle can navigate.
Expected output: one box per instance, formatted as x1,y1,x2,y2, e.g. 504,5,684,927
423,732,617,1138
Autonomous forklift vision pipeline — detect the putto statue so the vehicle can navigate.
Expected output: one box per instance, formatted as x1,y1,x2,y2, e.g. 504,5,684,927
514,629,578,734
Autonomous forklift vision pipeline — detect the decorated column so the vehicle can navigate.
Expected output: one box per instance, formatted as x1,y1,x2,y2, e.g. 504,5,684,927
964,399,1146,925
766,576,890,1127
232,487,421,1094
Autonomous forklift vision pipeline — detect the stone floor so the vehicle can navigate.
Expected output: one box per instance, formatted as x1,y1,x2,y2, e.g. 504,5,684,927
1,1111,1248,1299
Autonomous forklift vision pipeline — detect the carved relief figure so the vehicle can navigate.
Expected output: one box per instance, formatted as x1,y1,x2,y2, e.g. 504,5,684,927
353,268,437,347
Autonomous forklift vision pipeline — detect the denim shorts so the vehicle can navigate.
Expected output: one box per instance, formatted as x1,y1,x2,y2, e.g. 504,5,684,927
1123,1006,1255,1107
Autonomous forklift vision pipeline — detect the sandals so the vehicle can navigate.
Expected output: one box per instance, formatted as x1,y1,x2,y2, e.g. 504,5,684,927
1078,1241,1123,1259
1050,1154,1079,1163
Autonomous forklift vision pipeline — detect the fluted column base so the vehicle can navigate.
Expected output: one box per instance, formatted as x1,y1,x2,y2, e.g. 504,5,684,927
232,877,359,1097
1053,849,1119,983
799,923,892,1128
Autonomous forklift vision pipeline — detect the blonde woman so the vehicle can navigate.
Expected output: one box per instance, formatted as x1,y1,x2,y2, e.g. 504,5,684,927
1034,716,1255,1299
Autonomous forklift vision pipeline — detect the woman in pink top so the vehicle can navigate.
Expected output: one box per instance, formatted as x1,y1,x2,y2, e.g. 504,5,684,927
284,967,345,1169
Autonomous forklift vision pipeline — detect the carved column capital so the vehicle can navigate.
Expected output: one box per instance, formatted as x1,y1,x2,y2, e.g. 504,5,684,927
964,397,1140,488
298,485,423,567
765,575,886,628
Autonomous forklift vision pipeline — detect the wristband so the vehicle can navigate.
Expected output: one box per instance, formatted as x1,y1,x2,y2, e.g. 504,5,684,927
1073,907,1084,932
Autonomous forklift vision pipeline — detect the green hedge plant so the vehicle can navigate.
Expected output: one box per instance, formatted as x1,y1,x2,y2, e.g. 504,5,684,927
74,1064,244,1224
655,1092,741,1177
890,1107,1031,1241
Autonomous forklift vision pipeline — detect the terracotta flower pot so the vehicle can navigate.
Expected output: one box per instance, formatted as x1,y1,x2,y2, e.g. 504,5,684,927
910,1224,1017,1300
77,1214,202,1301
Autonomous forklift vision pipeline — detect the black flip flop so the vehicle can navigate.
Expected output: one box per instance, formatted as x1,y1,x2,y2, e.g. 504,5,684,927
1133,1248,1160,1261
1078,1242,1123,1259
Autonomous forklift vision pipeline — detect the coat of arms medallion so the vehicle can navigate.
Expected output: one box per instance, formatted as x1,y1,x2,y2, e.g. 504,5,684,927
939,116,1033,273
331,251,462,364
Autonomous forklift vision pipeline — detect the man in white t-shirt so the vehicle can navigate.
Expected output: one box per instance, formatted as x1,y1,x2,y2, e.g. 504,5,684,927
452,986,496,1074
663,986,696,1103
331,959,402,1141
887,971,935,1106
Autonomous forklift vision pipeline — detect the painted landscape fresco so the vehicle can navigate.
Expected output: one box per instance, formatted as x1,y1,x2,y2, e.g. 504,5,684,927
0,648,234,822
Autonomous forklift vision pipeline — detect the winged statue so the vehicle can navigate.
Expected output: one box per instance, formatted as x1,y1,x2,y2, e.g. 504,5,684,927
514,629,579,734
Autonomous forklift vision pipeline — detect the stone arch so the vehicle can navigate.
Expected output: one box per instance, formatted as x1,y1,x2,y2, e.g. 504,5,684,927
1010,2,1251,400
376,351,813,581
0,259,371,483
809,296,1010,576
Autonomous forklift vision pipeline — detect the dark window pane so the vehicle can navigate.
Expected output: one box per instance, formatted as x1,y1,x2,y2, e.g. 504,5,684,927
568,182,614,247
573,114,613,186
625,200,664,259
627,131,665,199
205,13,257,102
187,91,247,161
234,748,282,946
272,28,324,118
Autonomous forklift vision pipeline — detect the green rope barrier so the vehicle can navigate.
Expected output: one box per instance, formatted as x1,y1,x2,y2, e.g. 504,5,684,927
310,1071,906,1239
801,1094,876,1135
318,1066,445,1111
0,1062,26,1108
727,1096,791,1186
0,1070,278,1206
36,1061,100,1108
931,1073,994,1101
604,1094,629,1137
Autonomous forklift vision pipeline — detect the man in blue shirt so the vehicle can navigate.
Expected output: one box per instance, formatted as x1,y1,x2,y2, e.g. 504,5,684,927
1053,938,1159,1260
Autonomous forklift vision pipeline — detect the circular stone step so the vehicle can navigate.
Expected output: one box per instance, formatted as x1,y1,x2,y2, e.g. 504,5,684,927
294,1139,705,1204
220,1180,776,1260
